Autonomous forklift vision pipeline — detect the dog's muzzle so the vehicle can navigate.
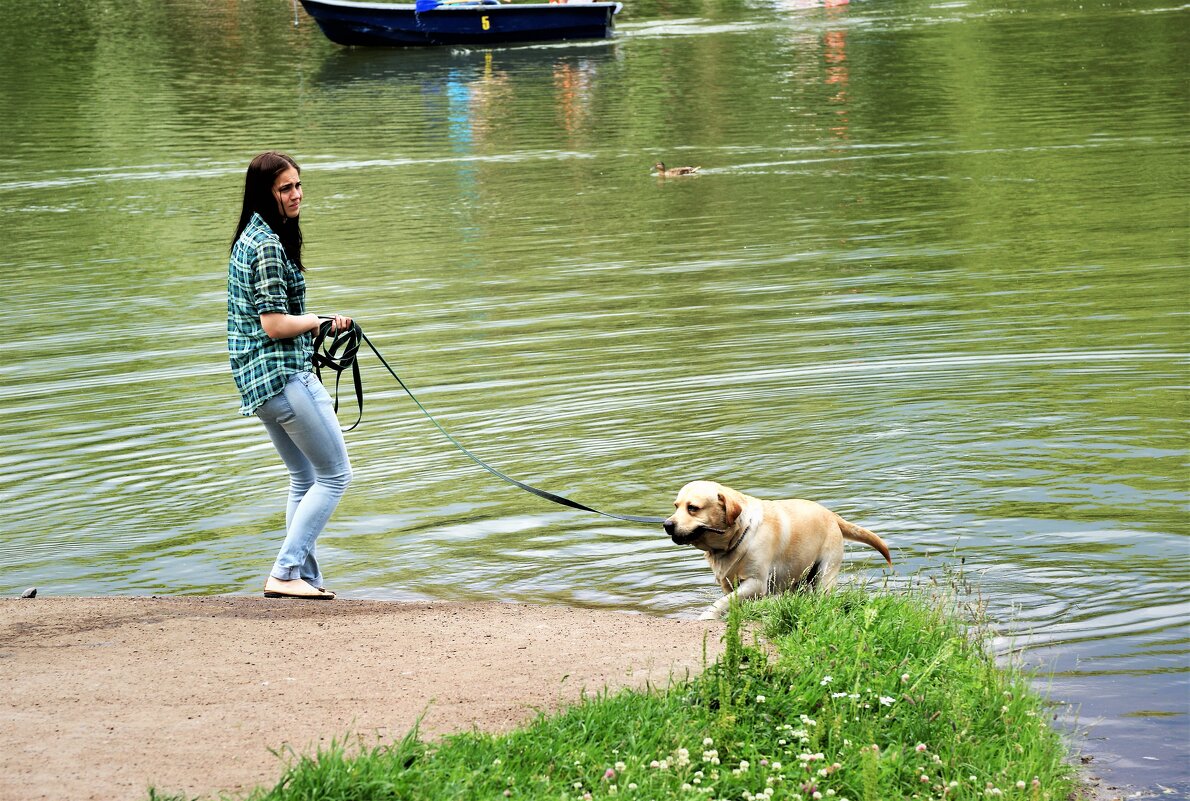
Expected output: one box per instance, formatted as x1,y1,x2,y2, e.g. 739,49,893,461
664,519,722,545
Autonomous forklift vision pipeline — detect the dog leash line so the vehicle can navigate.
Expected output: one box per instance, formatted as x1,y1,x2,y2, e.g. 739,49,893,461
315,320,666,525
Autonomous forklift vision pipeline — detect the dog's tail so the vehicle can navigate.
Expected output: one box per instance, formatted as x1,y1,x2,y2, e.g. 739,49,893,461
835,515,892,566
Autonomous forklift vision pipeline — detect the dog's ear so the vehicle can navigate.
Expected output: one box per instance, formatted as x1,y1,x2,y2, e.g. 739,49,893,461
720,489,743,527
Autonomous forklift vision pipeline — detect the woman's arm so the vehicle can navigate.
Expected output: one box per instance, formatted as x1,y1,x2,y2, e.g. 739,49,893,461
260,312,320,340
259,313,352,340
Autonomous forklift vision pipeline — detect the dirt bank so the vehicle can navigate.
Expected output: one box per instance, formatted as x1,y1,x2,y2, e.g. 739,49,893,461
0,597,722,801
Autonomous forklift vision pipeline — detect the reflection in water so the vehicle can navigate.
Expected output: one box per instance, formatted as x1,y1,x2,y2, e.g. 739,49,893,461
0,0,1186,794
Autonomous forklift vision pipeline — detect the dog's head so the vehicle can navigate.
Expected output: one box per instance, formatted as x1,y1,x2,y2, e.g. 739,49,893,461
663,480,746,551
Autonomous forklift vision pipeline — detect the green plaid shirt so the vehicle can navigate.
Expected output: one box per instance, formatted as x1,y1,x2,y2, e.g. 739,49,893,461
227,213,312,415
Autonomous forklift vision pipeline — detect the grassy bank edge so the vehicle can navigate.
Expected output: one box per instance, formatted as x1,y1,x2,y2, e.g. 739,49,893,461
151,582,1089,801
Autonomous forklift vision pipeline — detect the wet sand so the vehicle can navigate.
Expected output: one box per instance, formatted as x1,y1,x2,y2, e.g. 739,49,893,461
0,596,722,801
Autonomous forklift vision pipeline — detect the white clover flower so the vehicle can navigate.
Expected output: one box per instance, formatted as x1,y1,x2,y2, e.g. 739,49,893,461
1016,781,1027,790
756,694,766,703
615,761,626,772
772,761,782,770
703,737,714,746
915,743,928,753
901,673,910,683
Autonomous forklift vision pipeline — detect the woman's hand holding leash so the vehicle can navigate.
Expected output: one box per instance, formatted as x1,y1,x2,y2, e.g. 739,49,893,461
320,313,352,334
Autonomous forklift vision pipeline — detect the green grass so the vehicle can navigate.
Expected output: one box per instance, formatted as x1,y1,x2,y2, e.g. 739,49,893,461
151,584,1084,801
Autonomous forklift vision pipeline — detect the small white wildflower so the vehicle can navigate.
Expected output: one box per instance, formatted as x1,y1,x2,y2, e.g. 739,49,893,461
703,737,714,746
1016,781,1027,790
879,696,895,706
832,691,849,698
756,694,766,703
820,675,833,685
901,673,910,682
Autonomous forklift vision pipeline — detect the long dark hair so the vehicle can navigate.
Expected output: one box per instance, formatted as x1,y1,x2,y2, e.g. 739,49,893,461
231,151,304,271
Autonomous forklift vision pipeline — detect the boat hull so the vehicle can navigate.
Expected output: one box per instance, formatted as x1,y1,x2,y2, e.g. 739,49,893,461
299,0,622,47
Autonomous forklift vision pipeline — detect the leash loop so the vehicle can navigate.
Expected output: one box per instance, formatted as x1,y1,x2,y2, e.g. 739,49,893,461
311,319,665,525
311,318,364,432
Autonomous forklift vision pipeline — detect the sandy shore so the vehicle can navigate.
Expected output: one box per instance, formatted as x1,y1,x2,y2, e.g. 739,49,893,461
0,596,723,801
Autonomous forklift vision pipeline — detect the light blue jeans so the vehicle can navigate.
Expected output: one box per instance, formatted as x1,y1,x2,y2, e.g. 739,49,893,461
256,371,352,587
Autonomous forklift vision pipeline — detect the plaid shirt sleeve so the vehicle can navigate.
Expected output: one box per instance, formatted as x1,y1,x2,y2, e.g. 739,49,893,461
252,239,293,315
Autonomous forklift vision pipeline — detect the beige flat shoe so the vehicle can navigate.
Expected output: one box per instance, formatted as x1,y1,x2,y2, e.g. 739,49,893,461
263,577,333,600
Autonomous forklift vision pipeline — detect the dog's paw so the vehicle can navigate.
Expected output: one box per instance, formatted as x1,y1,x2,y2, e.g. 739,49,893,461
699,609,722,621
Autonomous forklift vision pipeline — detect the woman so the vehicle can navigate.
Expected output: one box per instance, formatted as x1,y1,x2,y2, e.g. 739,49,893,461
227,151,352,600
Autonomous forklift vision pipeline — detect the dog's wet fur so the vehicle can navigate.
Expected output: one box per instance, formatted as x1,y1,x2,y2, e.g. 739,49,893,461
664,480,891,620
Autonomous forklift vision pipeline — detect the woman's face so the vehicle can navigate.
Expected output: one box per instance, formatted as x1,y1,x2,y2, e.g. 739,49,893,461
271,167,302,219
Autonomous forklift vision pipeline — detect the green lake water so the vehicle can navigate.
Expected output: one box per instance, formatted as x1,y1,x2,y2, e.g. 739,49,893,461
1,0,1186,794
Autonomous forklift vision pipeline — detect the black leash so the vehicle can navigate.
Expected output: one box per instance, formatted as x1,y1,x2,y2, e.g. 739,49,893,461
311,319,666,525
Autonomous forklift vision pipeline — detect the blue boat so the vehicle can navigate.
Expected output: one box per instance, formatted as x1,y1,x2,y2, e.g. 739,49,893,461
299,0,623,47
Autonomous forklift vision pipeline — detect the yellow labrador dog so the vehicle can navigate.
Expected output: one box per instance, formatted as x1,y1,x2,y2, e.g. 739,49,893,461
664,480,892,620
